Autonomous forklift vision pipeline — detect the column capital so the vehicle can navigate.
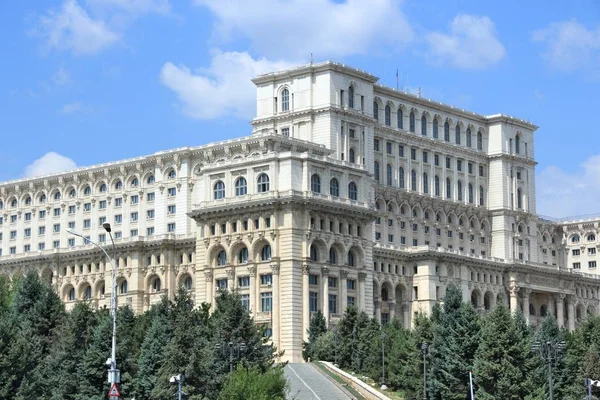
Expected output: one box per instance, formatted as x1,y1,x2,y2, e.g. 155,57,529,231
247,266,257,277
567,294,576,304
302,264,311,275
358,272,367,281
322,267,330,277
226,269,234,279
522,288,533,297
204,271,213,282
509,284,520,296
271,264,280,275
340,270,349,279
554,293,566,301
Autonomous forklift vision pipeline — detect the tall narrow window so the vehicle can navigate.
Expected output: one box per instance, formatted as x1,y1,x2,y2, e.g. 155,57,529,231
455,125,461,145
257,174,270,192
458,181,463,201
468,183,474,204
435,175,440,196
423,173,429,194
349,148,355,163
330,178,339,197
409,112,415,132
517,188,523,209
515,134,520,154
311,174,321,193
477,132,483,150
421,115,427,136
397,108,403,129
374,161,380,182
444,122,450,141
433,119,439,139
446,178,451,199
479,186,485,206
411,170,417,191
399,167,405,189
214,181,225,200
466,128,472,148
281,88,290,112
235,177,247,196
386,164,393,186
348,182,358,200
348,86,354,108
385,105,391,126
373,101,379,121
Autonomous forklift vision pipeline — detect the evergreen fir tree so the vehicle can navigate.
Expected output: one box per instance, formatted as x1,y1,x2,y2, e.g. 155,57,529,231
303,310,327,361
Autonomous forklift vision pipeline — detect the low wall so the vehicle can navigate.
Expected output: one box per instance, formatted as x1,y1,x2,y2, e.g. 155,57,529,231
320,361,392,400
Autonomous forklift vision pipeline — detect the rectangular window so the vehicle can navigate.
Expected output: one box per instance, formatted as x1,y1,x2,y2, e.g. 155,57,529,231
281,127,290,137
479,165,484,177
446,157,451,169
168,187,177,197
413,239,418,246
388,218,393,227
260,274,272,286
347,279,356,290
115,231,122,239
24,244,30,253
168,205,176,215
147,227,155,236
147,210,155,219
401,236,406,245
24,212,31,221
309,275,318,285
68,205,76,214
10,215,16,224
53,208,61,217
68,238,75,247
309,292,319,313
328,277,338,288
39,226,46,235
240,294,250,311
131,212,138,222
130,229,138,237
238,276,250,287
147,192,155,202
10,231,17,239
167,223,176,232
573,262,581,269
349,128,355,138
457,160,462,172
130,195,139,204
434,154,439,166
411,148,416,160
573,249,581,256
398,145,404,157
53,223,60,233
115,198,122,207
422,151,428,163
590,261,597,269
39,210,46,219
328,294,338,314
347,296,355,307
99,234,106,243
375,232,381,241
589,248,596,255
99,216,106,225
388,234,394,243
83,219,91,229
53,240,60,249
216,278,228,290
9,247,16,255
261,292,272,312
413,286,419,300
468,162,473,174
24,228,31,237
386,142,393,155
83,203,91,212
115,214,122,224
99,200,107,210
68,221,75,229
448,230,453,238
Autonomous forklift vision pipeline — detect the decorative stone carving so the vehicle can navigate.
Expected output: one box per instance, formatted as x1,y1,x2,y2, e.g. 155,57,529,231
302,265,310,275
321,267,330,276
204,271,213,282
271,265,280,275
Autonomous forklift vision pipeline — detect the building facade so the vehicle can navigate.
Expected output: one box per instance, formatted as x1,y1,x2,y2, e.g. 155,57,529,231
1,61,599,363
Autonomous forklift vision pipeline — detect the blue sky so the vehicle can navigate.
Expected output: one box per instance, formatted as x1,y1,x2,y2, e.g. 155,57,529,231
0,0,599,217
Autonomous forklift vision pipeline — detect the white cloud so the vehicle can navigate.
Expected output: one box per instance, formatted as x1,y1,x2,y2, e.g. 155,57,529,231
160,50,297,120
61,102,83,114
24,152,77,178
532,20,600,72
87,0,171,15
37,0,119,55
52,65,72,86
425,14,506,69
194,0,413,59
537,154,600,218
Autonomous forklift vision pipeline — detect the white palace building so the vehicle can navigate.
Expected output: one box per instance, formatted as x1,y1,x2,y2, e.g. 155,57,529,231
1,61,599,362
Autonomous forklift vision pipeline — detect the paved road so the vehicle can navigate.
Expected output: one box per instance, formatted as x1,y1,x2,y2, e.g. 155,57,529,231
285,363,352,400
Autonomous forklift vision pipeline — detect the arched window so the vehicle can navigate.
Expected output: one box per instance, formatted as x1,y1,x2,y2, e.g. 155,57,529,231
381,287,388,301
455,125,461,145
310,245,318,262
69,189,76,198
311,174,321,193
217,250,227,266
54,191,61,201
421,115,427,136
409,112,415,132
517,188,523,209
11,199,17,207
147,175,155,184
349,148,355,163
433,119,439,139
151,277,161,293
348,251,356,267
399,167,405,189
168,170,176,180
385,105,391,126
423,173,429,194
329,248,337,264
458,181,463,201
515,134,520,154
68,288,75,301
572,235,580,243
261,245,272,261
114,180,122,190
373,101,379,121
348,86,354,108
257,174,270,192
238,247,249,263
83,186,91,196
386,164,393,186
84,285,92,300
330,178,340,197
397,108,403,129
435,175,440,196
477,132,483,150
411,170,417,191
40,194,47,203
444,122,450,142
348,182,358,200
131,177,139,187
587,234,596,242
24,196,31,205
468,183,474,203
281,88,290,112
479,186,485,206
235,177,247,196
374,161,380,182
183,276,193,290
120,280,128,294
466,128,472,148
214,181,225,199
100,183,107,193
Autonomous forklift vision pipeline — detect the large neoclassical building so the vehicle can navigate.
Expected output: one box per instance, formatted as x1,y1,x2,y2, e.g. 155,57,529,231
1,62,599,362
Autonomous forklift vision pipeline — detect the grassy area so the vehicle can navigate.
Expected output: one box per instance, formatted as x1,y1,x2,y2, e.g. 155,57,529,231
318,365,406,400
313,362,367,400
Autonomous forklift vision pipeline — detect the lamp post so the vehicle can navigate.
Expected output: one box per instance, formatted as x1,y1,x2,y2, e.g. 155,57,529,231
334,325,338,366
532,340,566,400
216,342,247,373
380,331,386,389
170,374,184,400
421,342,428,400
67,223,119,395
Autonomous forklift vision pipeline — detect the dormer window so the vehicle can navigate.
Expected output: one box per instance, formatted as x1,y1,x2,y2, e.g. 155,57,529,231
281,88,289,112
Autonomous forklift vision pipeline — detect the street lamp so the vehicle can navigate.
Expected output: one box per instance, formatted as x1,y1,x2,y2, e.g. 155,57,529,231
333,325,338,366
170,374,184,400
67,223,119,394
216,341,247,373
532,340,566,400
421,343,428,400
380,331,387,390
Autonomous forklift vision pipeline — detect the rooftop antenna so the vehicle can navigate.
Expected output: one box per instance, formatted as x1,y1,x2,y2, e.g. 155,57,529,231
310,53,313,65
396,69,399,90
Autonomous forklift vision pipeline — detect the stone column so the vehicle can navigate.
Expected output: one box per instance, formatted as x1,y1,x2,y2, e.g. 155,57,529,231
204,271,213,307
226,268,234,290
271,264,280,350
322,267,330,325
389,300,396,320
302,265,310,342
509,285,520,314
374,298,381,323
567,295,575,331
340,270,348,314
248,266,257,317
522,288,531,323
547,294,554,317
358,272,367,312
555,293,565,328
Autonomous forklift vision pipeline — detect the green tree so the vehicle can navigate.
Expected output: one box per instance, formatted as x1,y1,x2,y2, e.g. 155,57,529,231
218,365,288,400
303,310,327,361
77,310,113,400
383,319,421,398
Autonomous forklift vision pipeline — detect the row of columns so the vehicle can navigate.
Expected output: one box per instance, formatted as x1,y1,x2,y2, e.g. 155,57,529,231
510,285,576,331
